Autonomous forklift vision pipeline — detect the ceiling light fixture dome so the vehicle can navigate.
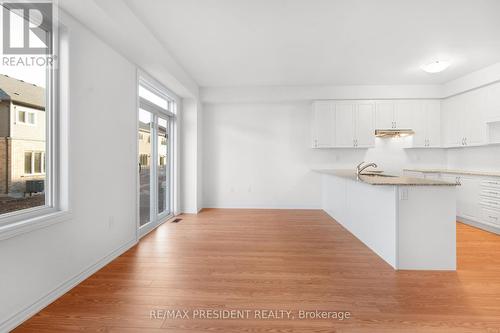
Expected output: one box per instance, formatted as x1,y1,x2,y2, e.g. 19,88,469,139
421,60,451,73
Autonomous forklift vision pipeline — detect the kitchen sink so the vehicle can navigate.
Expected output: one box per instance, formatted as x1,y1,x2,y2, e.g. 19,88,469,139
360,173,398,178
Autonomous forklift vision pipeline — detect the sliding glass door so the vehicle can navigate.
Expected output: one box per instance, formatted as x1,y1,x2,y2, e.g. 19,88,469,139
137,77,176,236
157,116,170,217
138,110,153,226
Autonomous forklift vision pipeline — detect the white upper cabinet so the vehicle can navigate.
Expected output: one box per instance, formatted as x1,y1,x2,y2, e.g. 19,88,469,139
485,82,500,122
426,101,441,147
375,100,418,129
442,97,462,147
335,102,356,147
355,102,375,147
394,101,416,129
375,102,395,129
441,89,486,148
311,100,374,149
464,88,487,146
411,100,441,148
335,101,375,148
311,101,335,148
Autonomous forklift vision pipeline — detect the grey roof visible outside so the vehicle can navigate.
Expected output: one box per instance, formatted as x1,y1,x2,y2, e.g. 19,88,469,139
0,74,45,110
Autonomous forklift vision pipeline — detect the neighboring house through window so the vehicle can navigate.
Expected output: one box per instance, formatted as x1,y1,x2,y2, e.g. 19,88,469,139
17,108,36,125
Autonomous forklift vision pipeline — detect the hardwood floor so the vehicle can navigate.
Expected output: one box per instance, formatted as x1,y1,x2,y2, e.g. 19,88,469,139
14,209,500,332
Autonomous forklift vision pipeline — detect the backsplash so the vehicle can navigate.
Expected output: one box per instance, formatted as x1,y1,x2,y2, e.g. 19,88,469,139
310,137,448,175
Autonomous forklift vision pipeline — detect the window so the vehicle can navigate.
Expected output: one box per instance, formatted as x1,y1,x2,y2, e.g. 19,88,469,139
23,151,45,175
0,4,66,237
139,154,149,166
34,152,43,174
17,109,36,125
24,152,32,174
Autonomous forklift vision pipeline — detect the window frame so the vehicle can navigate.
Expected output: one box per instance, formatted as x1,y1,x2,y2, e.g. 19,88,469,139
23,151,46,175
0,18,70,240
16,107,37,126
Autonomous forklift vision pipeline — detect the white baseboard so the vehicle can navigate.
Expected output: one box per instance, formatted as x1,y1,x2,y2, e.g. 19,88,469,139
0,238,137,332
202,204,322,210
458,217,500,235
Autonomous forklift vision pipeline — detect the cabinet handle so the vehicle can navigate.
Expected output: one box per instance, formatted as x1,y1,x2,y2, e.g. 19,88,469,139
486,191,499,195
489,216,499,220
465,137,467,146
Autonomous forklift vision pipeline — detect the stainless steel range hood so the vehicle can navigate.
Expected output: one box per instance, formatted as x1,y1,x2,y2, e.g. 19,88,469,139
375,129,415,138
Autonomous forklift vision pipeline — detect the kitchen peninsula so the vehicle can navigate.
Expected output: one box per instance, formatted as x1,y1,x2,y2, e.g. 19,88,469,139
316,169,458,270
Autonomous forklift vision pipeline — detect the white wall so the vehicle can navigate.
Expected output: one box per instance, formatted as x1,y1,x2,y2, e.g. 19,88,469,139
0,13,138,330
181,99,203,213
201,84,443,104
202,102,447,209
446,145,500,171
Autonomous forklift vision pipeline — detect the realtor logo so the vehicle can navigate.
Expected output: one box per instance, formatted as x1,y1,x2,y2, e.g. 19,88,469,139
2,2,53,54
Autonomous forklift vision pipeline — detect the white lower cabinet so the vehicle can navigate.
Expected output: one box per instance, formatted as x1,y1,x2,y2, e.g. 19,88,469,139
481,208,500,226
412,172,500,233
456,176,481,221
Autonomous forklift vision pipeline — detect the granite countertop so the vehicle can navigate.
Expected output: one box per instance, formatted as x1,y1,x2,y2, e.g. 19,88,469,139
403,168,500,178
314,169,458,186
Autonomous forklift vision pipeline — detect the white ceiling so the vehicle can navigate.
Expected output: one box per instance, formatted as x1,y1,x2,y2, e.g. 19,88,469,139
124,0,500,88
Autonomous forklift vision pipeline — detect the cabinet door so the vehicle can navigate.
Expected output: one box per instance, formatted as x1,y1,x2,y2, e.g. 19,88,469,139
355,102,375,148
464,89,486,146
426,101,441,147
411,101,427,147
485,82,500,122
457,176,481,221
311,101,335,147
441,97,463,147
335,103,356,147
375,101,394,129
394,101,416,129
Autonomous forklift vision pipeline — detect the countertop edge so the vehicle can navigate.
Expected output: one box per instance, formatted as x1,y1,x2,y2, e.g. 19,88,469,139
314,169,458,186
404,168,500,178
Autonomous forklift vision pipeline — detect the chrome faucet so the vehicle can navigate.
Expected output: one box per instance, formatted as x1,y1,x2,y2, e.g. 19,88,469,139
357,161,378,175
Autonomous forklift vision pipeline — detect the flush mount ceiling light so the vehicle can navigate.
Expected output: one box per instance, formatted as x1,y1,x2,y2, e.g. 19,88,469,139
421,60,451,73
